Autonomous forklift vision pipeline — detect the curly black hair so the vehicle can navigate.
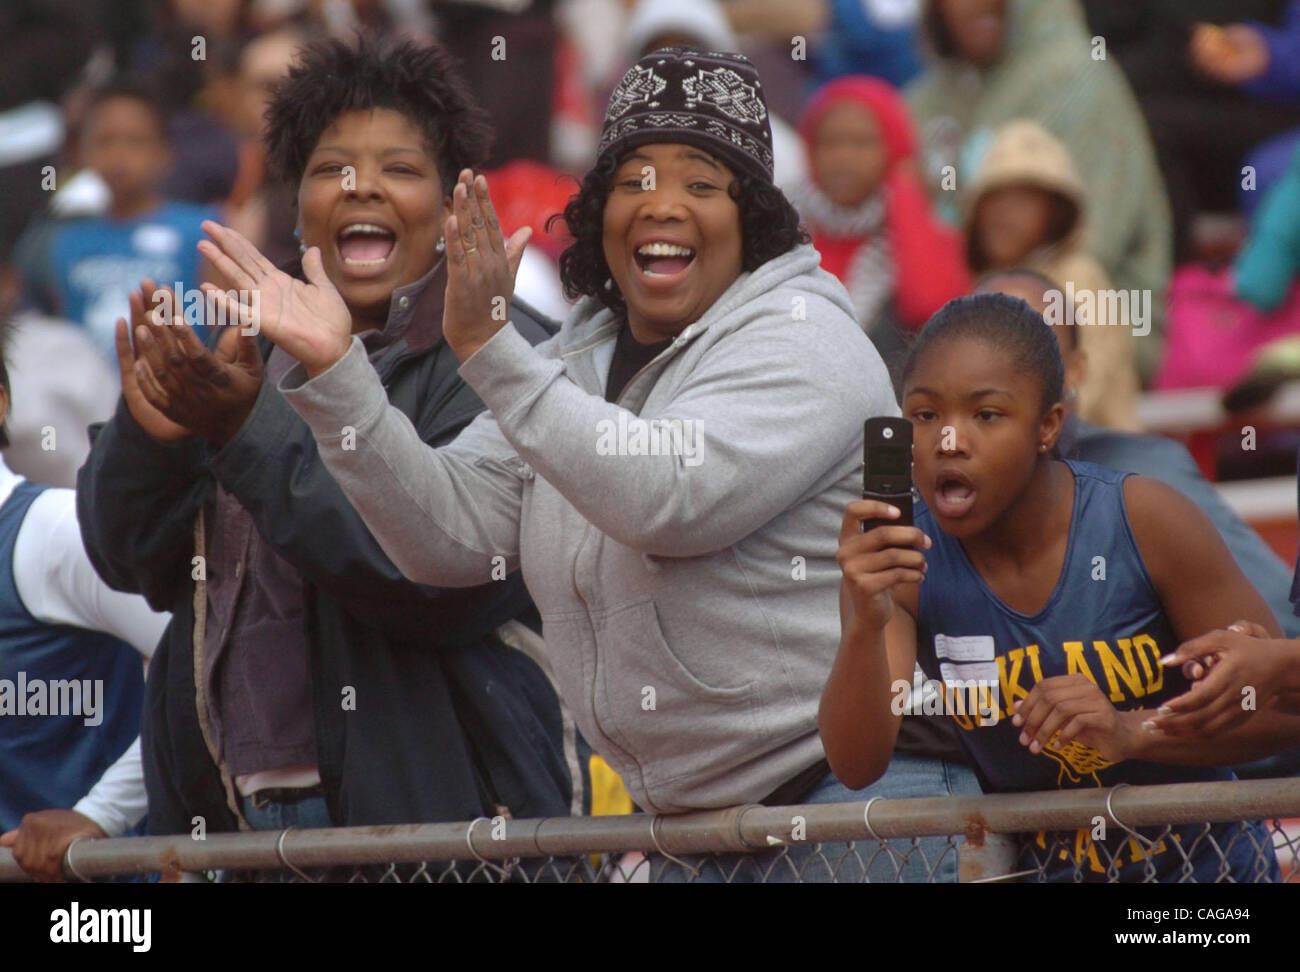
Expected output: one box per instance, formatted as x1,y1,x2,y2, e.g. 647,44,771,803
263,32,492,195
550,150,809,314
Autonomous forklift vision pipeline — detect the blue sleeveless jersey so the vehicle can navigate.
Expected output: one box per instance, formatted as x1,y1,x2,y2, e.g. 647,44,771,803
915,459,1278,882
0,480,145,831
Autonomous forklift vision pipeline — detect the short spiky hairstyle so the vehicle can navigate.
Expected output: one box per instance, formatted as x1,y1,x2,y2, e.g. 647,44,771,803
263,33,492,194
551,150,808,314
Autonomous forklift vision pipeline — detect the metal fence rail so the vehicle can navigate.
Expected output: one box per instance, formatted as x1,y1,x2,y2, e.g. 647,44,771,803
4,779,1299,883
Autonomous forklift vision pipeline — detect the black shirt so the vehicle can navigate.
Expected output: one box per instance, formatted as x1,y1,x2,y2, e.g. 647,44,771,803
605,324,672,403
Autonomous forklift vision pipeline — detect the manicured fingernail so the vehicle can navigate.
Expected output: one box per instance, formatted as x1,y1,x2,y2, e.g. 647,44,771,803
923,534,932,548
1159,654,1177,666
1011,713,1022,726
887,506,899,517
1157,706,1172,715
1141,720,1156,732
1018,731,1028,745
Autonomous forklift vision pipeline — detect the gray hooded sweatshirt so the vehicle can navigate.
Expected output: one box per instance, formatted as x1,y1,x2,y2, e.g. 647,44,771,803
280,243,898,812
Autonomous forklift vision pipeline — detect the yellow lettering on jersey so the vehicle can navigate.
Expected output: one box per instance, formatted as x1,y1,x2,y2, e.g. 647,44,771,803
1073,828,1107,875
1064,641,1099,686
1096,638,1146,703
1025,643,1043,682
1131,633,1164,694
1134,635,1156,692
997,647,1030,718
1127,833,1167,862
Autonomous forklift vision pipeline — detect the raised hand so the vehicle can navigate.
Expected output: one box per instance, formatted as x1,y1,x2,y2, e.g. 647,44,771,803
198,220,352,378
116,279,194,444
836,499,930,634
131,297,265,447
442,170,533,363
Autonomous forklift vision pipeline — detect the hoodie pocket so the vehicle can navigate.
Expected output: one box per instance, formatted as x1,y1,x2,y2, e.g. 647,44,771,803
592,599,765,783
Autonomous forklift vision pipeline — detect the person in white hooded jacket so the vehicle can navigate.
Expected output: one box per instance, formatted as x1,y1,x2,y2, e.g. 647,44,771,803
188,47,981,881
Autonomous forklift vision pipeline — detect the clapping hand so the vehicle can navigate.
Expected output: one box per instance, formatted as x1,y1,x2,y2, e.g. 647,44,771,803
197,220,352,378
115,281,194,444
441,170,532,363
128,280,265,447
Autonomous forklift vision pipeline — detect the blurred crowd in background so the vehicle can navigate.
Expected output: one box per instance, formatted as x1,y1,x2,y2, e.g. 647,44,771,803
6,0,1300,883
4,0,1300,484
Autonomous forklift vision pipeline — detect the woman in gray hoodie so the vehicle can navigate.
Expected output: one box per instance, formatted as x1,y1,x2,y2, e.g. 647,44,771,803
197,46,980,881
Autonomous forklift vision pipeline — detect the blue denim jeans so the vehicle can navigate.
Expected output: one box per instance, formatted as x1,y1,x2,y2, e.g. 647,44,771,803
213,794,335,882
649,753,982,883
238,793,333,832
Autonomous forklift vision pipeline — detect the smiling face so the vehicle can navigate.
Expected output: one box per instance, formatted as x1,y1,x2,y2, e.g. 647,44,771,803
602,143,744,343
903,335,1062,540
298,108,449,326
812,102,888,208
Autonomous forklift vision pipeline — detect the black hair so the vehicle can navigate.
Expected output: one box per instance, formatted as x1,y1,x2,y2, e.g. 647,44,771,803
901,293,1064,413
0,316,12,450
85,77,169,140
263,32,492,194
974,267,1078,350
967,189,1078,274
550,149,808,313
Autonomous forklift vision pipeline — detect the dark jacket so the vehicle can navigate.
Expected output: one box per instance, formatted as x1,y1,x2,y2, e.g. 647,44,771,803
76,272,580,835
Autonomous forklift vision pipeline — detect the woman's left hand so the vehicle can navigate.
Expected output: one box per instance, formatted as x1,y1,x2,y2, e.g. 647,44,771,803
442,170,533,363
1012,673,1132,763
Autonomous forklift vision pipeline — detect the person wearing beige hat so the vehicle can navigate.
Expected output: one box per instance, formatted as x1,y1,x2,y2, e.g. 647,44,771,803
963,119,1142,432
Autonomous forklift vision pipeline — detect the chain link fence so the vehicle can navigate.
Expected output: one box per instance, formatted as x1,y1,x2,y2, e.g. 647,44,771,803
3,779,1298,883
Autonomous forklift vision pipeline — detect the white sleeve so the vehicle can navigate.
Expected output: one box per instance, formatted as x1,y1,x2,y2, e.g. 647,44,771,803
13,488,169,658
70,737,147,837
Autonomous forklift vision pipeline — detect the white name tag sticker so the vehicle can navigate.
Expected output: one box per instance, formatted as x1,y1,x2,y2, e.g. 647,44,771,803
934,633,996,662
939,661,998,686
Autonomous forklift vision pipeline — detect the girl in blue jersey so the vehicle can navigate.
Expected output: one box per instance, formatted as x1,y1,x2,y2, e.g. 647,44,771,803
821,293,1300,882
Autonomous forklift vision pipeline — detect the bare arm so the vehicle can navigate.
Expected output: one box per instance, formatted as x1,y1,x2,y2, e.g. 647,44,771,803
819,499,928,788
1018,475,1300,766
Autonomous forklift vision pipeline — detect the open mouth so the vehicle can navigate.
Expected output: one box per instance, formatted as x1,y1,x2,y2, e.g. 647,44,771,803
633,241,696,279
336,222,397,269
933,469,977,519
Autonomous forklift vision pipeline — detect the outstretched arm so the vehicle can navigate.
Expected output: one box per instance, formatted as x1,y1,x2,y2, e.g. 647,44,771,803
820,500,928,788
